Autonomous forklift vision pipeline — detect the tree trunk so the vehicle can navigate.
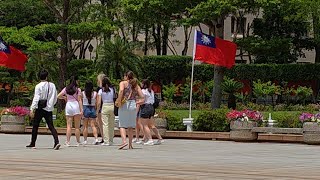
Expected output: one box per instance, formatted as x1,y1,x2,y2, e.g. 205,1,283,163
211,66,225,109
211,18,225,109
144,25,149,55
182,26,192,56
162,24,169,55
152,24,161,55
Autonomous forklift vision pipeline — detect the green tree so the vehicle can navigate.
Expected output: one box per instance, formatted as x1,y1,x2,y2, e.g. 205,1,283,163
221,78,243,109
238,0,311,64
96,36,142,80
0,0,55,28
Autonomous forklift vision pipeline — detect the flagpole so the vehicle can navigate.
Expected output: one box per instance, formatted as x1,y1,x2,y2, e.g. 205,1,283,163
183,29,197,132
189,56,195,119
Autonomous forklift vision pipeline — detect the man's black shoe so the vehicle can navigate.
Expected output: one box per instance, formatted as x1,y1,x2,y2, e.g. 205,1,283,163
53,143,61,150
26,144,35,148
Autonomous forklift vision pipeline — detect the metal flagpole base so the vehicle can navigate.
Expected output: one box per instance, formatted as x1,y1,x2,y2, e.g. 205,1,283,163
183,118,194,132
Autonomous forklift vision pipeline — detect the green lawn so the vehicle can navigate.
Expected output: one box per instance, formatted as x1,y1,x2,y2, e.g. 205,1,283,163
163,110,203,119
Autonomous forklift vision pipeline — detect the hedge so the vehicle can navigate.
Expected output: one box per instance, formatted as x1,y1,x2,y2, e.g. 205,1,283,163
141,56,320,83
65,56,320,85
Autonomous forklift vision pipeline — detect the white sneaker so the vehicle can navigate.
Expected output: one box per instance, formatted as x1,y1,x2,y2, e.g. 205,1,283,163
101,142,113,146
132,138,138,143
64,142,71,147
92,139,100,145
154,139,162,145
136,140,144,144
144,140,154,146
75,142,80,147
81,141,88,145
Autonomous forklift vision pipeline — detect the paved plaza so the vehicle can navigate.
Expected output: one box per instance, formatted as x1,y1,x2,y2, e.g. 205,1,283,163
0,134,320,179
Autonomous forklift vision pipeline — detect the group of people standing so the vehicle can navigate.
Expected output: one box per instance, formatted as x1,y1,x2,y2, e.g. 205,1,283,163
26,69,163,150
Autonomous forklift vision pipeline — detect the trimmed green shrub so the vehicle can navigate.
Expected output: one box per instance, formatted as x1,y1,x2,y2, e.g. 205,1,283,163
165,112,187,131
193,109,230,132
53,112,67,128
266,111,303,128
141,56,320,83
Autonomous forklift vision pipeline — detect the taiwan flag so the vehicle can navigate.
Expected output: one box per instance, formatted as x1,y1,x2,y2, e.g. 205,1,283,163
0,36,28,72
193,30,237,68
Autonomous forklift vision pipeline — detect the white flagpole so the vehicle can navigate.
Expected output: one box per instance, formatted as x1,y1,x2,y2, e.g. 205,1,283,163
189,30,197,119
183,29,197,132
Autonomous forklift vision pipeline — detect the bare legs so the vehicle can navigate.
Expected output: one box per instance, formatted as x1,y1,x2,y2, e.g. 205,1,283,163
83,118,98,142
119,127,128,149
150,117,163,140
83,119,89,141
128,127,133,149
141,118,153,141
135,117,143,141
66,114,81,145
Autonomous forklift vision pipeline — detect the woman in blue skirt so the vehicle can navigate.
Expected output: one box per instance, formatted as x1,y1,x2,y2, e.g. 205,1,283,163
117,71,144,150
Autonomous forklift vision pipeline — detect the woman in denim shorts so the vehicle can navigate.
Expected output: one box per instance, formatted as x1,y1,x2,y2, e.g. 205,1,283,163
81,81,99,145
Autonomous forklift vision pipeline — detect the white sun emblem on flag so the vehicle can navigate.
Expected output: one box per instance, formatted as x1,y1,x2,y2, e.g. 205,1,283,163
201,35,211,45
0,42,7,51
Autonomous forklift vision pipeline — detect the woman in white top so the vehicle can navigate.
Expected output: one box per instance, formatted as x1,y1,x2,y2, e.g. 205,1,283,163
57,76,82,146
97,77,116,146
139,79,157,145
81,81,99,145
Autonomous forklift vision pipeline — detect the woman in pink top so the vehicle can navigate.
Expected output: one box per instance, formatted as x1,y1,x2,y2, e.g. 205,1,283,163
58,76,82,146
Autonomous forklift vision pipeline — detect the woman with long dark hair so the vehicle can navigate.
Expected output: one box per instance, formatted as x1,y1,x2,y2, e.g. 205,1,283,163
81,81,99,145
140,79,164,145
117,71,144,150
97,77,117,146
58,76,82,146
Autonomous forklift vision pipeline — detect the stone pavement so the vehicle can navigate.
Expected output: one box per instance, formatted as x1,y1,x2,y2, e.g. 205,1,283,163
0,134,320,179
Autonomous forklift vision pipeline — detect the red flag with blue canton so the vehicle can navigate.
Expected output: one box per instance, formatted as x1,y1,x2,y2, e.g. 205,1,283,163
0,36,28,72
194,30,237,68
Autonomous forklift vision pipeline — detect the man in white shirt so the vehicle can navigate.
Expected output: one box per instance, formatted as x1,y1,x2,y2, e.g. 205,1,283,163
26,69,60,150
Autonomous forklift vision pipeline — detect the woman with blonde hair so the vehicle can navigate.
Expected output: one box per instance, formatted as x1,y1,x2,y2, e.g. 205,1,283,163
117,71,144,150
96,73,106,143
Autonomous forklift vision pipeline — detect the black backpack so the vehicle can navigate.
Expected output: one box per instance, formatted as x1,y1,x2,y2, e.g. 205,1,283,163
153,94,160,109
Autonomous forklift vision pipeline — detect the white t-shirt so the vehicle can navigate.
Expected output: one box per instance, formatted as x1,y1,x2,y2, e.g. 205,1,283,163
82,91,97,106
142,89,154,104
98,88,115,103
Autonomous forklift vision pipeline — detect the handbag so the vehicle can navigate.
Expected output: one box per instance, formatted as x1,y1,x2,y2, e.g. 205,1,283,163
115,89,132,108
38,82,49,109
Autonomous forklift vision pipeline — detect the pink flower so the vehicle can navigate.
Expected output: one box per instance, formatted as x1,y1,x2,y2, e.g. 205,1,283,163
1,106,30,116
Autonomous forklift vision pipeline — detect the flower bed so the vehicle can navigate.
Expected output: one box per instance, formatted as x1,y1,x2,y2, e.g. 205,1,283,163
1,106,30,133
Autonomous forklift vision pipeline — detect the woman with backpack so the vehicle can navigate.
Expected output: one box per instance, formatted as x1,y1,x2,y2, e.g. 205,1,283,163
139,79,163,145
97,77,117,146
58,76,82,146
81,81,99,145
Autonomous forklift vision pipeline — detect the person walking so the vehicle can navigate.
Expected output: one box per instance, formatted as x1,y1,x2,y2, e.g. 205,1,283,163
81,81,99,145
117,71,144,150
139,79,163,145
96,74,105,143
97,77,116,146
58,76,82,147
27,69,60,150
